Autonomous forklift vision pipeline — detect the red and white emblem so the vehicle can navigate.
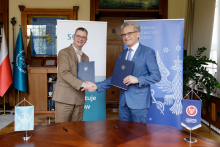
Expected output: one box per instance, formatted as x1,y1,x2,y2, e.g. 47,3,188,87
186,105,197,116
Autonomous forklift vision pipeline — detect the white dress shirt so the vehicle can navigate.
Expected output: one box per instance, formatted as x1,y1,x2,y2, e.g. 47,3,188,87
125,42,139,60
72,44,81,62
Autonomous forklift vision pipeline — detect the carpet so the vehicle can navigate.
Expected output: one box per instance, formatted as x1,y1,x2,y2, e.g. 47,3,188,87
0,110,14,130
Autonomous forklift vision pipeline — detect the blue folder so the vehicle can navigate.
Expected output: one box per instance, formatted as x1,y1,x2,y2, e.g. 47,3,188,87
110,58,134,90
78,61,95,83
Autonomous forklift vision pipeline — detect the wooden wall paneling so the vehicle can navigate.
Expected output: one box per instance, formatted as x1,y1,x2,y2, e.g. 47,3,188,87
73,6,79,20
0,13,2,23
18,91,29,107
202,99,206,115
95,0,99,15
216,99,220,124
0,0,3,13
206,99,212,119
28,71,47,111
3,0,9,47
106,45,123,104
211,102,216,121
90,0,96,21
0,0,11,109
162,0,168,19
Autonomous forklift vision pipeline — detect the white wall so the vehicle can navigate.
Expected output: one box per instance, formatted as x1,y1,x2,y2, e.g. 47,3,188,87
168,0,188,19
192,0,216,57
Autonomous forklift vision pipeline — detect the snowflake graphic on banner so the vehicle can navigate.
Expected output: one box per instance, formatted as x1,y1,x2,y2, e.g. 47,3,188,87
176,45,181,51
151,51,183,115
163,47,169,53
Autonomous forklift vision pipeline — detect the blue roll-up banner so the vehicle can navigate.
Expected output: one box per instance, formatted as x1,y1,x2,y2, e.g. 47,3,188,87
181,99,202,130
57,20,107,121
125,19,184,129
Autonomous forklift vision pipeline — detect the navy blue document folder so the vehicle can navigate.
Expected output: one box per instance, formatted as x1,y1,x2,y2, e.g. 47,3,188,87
110,58,134,90
78,61,95,83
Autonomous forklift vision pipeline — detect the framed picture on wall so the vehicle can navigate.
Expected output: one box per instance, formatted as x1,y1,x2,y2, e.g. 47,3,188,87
30,57,44,67
43,57,57,67
0,28,2,37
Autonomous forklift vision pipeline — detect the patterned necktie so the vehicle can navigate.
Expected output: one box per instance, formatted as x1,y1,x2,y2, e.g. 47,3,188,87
127,48,133,61
75,50,83,56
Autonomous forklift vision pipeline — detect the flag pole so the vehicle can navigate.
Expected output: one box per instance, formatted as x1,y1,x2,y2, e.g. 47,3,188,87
10,17,16,107
0,95,11,115
18,90,19,105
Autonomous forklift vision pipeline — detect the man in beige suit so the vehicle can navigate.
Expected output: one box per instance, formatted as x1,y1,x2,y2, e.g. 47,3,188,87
53,27,95,122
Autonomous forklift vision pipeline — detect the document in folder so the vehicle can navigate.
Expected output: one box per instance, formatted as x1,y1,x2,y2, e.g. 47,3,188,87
78,61,95,83
110,58,134,90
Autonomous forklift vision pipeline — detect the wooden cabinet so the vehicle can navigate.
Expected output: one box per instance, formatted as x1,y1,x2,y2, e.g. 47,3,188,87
28,67,57,112
192,88,220,133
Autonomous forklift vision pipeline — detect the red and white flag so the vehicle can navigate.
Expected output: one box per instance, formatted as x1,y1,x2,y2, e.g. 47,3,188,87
0,27,13,97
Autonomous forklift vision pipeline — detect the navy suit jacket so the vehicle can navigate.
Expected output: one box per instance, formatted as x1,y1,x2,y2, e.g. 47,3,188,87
96,43,161,109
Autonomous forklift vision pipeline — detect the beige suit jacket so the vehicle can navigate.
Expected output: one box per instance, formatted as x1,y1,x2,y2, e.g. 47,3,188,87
53,44,89,105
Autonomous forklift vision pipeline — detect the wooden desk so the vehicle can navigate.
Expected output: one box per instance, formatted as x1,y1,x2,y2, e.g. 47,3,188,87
0,120,220,147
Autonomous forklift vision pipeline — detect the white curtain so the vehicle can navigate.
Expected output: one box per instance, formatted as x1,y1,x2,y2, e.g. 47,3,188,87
184,0,194,56
209,0,218,76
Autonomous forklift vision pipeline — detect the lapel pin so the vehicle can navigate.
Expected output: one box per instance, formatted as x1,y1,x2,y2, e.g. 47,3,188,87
135,57,137,58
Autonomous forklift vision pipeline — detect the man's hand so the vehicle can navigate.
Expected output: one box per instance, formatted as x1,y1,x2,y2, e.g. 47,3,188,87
81,81,97,92
123,75,139,86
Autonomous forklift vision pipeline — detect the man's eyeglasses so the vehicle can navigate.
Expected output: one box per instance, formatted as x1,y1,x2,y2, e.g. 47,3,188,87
76,35,87,40
121,31,137,38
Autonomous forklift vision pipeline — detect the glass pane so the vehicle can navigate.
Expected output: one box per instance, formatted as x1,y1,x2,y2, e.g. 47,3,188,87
99,0,159,10
27,16,67,57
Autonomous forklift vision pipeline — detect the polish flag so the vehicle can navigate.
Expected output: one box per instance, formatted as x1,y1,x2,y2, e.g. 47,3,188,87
0,27,13,97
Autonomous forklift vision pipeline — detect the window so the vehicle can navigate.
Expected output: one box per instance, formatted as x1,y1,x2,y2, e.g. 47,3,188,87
209,0,218,76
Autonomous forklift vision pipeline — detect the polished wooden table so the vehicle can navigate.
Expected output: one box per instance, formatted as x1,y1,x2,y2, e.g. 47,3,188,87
0,120,220,147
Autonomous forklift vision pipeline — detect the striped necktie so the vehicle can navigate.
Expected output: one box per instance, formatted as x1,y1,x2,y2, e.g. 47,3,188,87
127,48,133,61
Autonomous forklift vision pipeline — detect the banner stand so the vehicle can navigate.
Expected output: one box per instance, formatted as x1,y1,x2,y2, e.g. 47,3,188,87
182,89,202,143
15,98,33,141
184,133,197,143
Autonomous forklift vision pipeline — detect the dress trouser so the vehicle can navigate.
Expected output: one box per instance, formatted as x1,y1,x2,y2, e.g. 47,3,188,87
119,103,149,123
55,101,84,123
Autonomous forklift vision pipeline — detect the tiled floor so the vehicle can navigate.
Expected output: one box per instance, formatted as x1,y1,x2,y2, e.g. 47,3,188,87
0,108,220,143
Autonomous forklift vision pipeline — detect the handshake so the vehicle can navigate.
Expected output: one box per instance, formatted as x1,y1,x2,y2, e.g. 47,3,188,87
81,81,97,92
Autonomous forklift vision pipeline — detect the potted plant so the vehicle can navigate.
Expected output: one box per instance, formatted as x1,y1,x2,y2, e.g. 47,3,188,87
183,47,220,100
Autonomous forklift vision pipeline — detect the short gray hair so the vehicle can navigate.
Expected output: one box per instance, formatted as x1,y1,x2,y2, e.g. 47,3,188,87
121,21,140,34
75,27,88,36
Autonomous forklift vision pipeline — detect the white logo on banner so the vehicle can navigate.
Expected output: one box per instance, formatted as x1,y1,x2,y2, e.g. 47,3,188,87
151,90,165,115
15,50,27,74
84,105,90,109
19,113,30,123
153,51,183,115
185,118,197,123
85,95,96,102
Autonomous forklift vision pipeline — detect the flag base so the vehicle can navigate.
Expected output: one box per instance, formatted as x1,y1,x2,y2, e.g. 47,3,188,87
0,112,11,115
184,138,197,143
22,134,32,141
